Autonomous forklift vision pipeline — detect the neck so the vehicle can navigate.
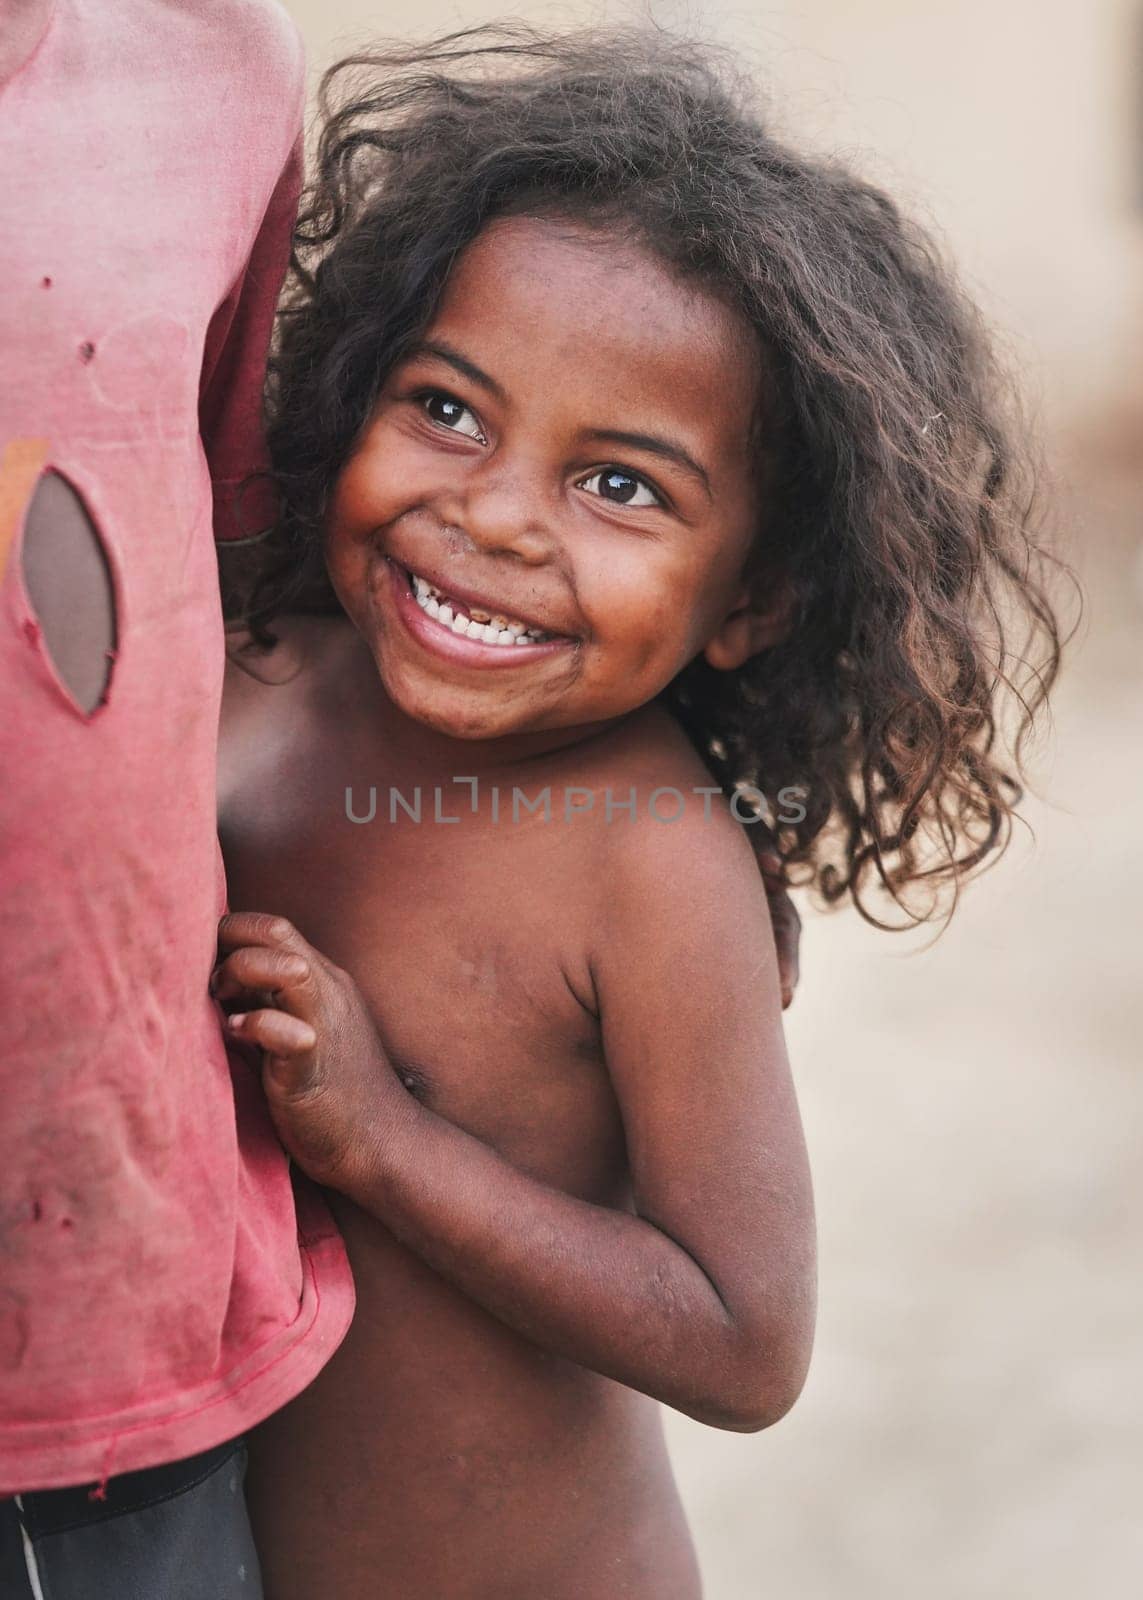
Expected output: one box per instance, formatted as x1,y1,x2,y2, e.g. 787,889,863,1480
0,0,55,83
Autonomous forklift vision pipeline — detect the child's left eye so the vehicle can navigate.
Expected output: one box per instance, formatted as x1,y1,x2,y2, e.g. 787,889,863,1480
578,469,661,509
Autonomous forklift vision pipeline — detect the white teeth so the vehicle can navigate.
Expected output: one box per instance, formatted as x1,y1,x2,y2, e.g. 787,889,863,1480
407,568,556,645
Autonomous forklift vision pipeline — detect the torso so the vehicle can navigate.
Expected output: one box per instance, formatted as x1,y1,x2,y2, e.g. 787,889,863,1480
0,0,340,1492
221,616,703,1599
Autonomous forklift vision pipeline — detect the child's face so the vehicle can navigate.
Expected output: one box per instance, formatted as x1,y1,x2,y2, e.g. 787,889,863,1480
326,216,777,743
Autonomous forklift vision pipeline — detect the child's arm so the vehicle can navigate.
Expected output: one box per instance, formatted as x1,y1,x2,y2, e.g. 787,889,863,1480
214,819,815,1432
201,13,304,552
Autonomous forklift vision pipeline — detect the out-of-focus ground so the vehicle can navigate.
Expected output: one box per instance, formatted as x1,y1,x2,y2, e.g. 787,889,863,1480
285,1,1143,1592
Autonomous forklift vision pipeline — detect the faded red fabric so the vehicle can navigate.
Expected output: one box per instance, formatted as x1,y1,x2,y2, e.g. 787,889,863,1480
0,0,354,1492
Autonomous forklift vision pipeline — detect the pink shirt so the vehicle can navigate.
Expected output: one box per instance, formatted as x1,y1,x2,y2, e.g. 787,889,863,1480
0,0,353,1491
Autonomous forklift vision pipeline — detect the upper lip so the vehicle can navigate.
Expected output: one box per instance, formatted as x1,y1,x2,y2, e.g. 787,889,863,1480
394,558,571,638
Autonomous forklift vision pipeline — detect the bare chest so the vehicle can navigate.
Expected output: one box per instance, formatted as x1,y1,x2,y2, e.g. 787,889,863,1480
220,741,624,1197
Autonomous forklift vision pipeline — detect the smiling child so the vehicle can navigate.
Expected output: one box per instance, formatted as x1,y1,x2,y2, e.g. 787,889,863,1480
214,29,1063,1599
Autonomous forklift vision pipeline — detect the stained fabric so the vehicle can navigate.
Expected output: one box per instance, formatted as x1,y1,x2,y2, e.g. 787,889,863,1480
0,0,354,1492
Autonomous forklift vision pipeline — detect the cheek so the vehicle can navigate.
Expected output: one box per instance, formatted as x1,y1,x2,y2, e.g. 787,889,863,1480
323,480,383,623
329,434,395,535
580,543,731,670
329,400,441,526
324,427,414,594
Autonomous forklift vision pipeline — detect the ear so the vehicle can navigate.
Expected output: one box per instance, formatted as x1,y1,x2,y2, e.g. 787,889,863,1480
702,578,795,672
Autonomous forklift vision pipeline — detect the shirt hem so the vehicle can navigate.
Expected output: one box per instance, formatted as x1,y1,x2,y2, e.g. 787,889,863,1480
0,1231,355,1494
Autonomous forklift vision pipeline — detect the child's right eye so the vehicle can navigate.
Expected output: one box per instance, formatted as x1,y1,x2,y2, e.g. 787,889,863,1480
420,392,487,444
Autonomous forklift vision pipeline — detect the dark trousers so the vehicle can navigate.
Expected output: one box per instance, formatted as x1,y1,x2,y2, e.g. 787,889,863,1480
0,1437,262,1599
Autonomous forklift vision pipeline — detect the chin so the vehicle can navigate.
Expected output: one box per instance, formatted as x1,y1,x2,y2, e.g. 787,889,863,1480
390,680,524,742
423,707,508,740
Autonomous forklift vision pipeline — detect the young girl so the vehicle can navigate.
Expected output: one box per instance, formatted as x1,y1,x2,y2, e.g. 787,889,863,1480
214,28,1063,1598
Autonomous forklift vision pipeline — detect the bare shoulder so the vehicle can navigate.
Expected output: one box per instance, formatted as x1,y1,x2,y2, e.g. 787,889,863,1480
222,614,319,711
218,614,350,816
580,703,785,1057
584,701,770,927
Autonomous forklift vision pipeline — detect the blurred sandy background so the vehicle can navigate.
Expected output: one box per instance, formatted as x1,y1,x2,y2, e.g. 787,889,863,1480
284,2,1143,1594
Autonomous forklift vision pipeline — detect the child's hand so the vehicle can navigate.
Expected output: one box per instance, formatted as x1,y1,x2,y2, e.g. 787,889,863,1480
213,912,406,1192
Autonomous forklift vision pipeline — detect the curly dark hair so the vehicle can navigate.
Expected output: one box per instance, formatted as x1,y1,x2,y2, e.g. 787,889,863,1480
236,24,1070,926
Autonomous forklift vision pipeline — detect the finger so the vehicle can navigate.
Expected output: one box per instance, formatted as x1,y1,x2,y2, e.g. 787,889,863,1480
211,947,309,1004
215,925,326,1027
248,957,321,1028
228,1008,317,1056
218,913,314,957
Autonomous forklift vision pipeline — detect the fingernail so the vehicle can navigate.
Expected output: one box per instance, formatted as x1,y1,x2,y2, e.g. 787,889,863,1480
228,1013,248,1031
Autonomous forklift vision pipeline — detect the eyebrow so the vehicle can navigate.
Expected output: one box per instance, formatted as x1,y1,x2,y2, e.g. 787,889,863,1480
407,340,507,404
583,429,712,498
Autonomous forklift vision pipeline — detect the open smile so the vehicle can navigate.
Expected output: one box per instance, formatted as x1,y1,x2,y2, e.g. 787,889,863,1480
385,559,576,668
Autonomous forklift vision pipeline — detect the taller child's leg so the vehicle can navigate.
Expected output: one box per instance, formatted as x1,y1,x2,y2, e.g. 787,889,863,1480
0,1438,262,1599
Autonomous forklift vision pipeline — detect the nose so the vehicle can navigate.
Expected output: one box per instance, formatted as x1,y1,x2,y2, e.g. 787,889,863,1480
440,454,557,567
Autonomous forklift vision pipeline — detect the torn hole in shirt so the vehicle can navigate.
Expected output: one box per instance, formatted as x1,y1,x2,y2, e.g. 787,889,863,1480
21,471,117,715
